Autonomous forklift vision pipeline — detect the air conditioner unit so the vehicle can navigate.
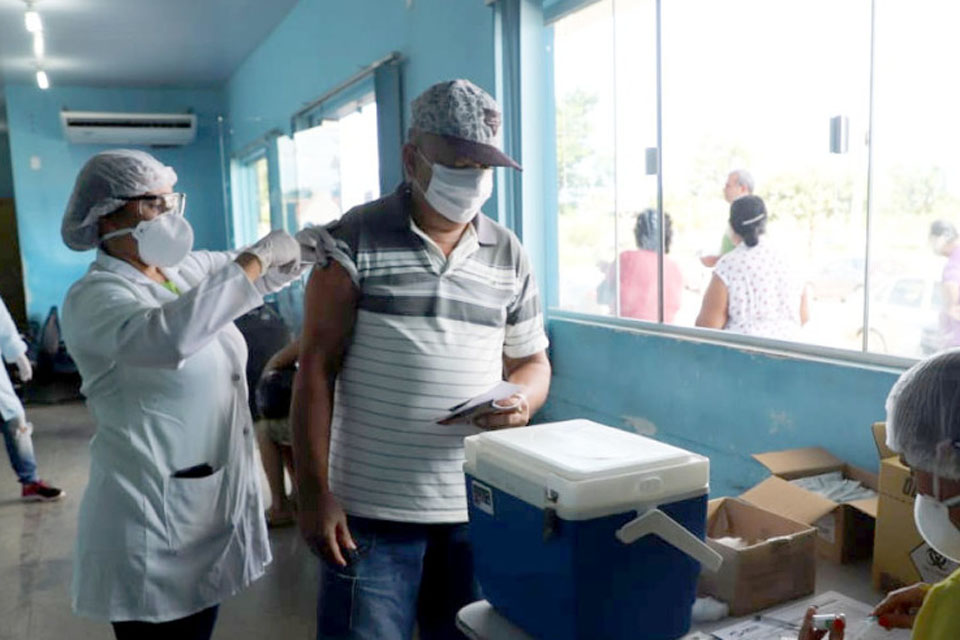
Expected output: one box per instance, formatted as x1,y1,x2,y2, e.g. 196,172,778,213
60,110,197,146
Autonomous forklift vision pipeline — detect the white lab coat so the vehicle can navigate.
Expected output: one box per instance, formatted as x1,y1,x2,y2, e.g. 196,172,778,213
61,250,272,622
0,296,27,423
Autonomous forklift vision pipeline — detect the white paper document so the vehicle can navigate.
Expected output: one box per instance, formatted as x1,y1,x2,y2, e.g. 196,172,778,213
436,381,524,424
710,591,911,640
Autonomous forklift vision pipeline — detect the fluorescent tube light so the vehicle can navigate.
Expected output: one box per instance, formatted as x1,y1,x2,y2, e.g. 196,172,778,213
36,70,49,90
25,10,42,33
33,32,44,58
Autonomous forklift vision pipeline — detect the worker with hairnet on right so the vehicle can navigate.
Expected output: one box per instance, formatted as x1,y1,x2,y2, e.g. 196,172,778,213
868,349,960,639
59,149,303,639
796,349,960,640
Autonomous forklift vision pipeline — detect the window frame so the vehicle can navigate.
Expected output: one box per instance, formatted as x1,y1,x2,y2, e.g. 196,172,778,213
229,145,269,249
519,0,922,370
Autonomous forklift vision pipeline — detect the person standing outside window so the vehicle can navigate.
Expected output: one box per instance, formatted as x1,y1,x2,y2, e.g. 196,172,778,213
930,221,960,350
700,169,755,268
293,79,552,640
598,209,683,322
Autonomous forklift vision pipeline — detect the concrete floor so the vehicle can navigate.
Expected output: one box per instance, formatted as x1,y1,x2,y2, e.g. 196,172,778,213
0,400,888,640
0,401,316,640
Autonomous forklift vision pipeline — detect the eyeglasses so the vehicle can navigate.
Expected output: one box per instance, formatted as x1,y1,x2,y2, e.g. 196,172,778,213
123,192,186,217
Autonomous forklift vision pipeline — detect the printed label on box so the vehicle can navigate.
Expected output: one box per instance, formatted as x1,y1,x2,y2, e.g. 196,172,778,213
910,542,960,584
471,480,494,516
815,514,836,544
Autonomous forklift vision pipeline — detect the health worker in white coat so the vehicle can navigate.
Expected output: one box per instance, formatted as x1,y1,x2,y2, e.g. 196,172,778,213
60,149,302,640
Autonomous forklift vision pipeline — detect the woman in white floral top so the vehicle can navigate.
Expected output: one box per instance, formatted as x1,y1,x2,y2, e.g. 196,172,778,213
696,195,809,339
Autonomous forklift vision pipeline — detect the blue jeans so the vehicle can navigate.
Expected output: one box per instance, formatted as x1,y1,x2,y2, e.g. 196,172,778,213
1,417,37,484
316,516,480,640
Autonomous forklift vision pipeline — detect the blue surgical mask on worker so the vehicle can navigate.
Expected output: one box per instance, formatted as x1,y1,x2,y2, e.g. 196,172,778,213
416,150,493,223
101,212,194,267
914,472,960,563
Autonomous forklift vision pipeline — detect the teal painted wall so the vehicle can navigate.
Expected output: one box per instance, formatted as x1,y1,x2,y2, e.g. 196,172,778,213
540,317,903,497
224,0,497,209
4,83,227,325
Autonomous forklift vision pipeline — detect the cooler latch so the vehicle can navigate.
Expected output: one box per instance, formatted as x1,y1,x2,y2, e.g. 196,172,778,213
615,508,722,572
543,488,560,541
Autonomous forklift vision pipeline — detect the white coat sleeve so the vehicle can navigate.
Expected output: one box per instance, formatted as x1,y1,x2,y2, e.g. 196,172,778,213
176,250,241,280
63,262,263,369
0,297,28,364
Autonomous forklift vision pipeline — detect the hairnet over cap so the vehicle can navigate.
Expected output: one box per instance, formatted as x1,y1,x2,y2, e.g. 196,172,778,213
61,149,178,251
886,349,960,479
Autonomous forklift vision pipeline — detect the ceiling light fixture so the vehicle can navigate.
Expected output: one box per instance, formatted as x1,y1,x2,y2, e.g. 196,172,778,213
33,32,44,57
24,9,42,33
36,70,49,90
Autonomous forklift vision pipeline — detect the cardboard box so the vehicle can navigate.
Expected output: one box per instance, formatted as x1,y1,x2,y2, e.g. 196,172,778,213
698,497,817,615
741,446,878,563
871,422,960,591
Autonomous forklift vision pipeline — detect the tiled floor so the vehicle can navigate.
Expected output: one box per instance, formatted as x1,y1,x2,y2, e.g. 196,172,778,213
0,401,316,640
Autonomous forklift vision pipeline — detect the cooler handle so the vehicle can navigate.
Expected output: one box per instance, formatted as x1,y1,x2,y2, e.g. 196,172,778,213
615,508,722,572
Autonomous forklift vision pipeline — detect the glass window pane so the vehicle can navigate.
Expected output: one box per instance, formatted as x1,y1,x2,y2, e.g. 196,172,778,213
552,0,616,316
661,0,871,347
292,97,379,229
611,0,661,323
254,155,271,238
870,1,960,357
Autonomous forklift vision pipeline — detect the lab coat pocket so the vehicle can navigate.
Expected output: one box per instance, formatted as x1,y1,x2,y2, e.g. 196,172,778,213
164,466,229,550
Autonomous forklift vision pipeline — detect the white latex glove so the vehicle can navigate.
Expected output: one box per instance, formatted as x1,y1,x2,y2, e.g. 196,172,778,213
14,353,32,383
244,229,300,273
255,264,305,295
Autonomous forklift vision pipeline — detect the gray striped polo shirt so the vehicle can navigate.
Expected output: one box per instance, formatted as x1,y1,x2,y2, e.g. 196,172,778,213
320,184,548,523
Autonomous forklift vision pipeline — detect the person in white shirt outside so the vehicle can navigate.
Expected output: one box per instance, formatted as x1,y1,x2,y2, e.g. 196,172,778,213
0,294,64,501
696,194,810,340
293,79,552,640
699,169,755,268
60,149,302,640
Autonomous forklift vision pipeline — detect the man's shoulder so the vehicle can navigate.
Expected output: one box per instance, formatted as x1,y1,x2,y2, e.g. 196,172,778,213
326,189,407,250
331,188,406,238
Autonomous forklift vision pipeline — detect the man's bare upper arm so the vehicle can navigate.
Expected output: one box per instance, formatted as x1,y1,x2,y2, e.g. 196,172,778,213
300,261,358,374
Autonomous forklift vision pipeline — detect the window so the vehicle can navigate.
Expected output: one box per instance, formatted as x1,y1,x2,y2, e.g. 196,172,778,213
253,155,271,238
287,90,380,230
230,150,272,248
545,0,959,361
270,59,403,334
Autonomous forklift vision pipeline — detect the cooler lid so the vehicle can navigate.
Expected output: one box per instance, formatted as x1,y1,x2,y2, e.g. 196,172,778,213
468,419,704,482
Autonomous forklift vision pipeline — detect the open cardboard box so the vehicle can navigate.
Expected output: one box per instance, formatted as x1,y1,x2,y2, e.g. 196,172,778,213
740,446,878,563
871,422,960,591
698,497,817,615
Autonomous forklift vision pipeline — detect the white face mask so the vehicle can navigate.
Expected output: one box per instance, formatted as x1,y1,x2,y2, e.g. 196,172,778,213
101,213,194,267
416,151,493,223
914,475,960,563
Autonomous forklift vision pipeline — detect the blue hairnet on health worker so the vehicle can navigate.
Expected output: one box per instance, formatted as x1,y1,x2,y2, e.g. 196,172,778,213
59,149,302,640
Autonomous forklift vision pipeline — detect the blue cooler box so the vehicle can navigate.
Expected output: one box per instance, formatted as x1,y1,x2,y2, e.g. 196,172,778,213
464,419,721,640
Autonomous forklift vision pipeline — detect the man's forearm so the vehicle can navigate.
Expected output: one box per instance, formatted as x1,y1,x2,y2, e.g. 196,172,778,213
507,357,551,415
291,368,335,498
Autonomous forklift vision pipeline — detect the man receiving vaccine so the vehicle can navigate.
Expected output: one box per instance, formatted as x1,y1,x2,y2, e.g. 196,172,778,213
293,79,552,640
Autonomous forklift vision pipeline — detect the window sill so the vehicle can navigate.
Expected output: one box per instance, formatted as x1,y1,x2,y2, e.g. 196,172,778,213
546,309,914,374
